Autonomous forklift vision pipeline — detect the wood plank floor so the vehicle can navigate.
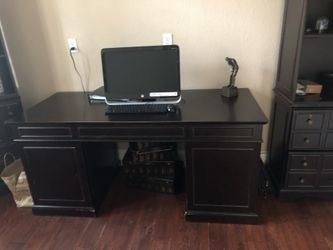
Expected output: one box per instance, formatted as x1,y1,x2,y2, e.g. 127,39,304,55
1,181,333,250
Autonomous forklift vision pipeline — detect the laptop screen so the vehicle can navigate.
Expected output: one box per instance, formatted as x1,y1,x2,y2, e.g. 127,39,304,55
101,45,180,101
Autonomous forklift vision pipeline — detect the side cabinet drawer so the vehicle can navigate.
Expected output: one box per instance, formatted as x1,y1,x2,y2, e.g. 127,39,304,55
325,133,333,149
286,153,333,190
287,173,316,188
0,100,22,141
319,174,333,188
323,155,333,171
291,133,321,149
287,153,320,171
0,101,22,121
293,111,325,130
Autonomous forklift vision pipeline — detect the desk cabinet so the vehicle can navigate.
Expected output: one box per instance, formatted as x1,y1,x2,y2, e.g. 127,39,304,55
21,142,94,215
0,25,22,192
185,142,260,223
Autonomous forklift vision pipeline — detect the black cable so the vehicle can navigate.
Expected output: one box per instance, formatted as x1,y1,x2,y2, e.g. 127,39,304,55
69,48,86,93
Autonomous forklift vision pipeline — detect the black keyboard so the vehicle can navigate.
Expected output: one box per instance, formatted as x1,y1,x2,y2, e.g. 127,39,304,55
106,104,176,114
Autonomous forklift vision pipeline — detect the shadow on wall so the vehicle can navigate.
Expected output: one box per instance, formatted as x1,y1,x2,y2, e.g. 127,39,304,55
0,0,66,109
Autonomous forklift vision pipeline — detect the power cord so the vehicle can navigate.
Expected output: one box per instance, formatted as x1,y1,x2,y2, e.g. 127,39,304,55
69,47,86,93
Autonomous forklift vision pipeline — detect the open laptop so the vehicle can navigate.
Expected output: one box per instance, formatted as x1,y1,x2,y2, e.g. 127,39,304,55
101,45,181,114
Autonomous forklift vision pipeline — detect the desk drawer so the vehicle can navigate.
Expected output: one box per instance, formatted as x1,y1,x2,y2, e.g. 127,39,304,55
17,127,73,138
78,126,185,139
190,125,260,141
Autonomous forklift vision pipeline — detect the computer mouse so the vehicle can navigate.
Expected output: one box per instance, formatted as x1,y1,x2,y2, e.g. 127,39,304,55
167,105,176,113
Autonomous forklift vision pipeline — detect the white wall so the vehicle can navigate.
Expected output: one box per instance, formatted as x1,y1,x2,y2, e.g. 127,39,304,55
0,0,58,108
0,0,285,150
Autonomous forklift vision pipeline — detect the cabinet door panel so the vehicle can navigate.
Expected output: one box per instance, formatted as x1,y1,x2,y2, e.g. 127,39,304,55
186,142,259,213
22,143,91,206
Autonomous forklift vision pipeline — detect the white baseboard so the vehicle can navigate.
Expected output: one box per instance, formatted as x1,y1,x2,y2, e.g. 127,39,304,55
260,151,267,164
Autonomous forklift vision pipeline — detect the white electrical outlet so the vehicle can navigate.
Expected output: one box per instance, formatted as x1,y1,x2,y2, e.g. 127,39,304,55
68,38,78,52
162,33,173,45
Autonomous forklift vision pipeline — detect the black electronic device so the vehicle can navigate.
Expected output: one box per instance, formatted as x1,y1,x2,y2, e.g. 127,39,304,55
101,45,181,105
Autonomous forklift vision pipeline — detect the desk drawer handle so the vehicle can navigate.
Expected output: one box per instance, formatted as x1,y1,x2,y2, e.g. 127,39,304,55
301,160,308,167
299,177,305,184
306,119,313,125
304,138,311,144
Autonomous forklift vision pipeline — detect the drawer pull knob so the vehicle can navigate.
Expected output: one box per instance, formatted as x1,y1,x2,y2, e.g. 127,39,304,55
304,138,310,144
306,119,313,125
299,177,305,184
301,161,308,167
8,111,14,116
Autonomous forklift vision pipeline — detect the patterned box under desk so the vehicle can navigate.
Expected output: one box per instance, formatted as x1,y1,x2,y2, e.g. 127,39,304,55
122,143,184,194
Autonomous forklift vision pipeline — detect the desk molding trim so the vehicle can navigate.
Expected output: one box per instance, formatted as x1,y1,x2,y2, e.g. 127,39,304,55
18,126,73,138
77,126,185,139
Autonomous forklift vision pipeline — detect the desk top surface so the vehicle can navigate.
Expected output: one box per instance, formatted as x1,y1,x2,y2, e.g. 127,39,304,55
17,88,267,125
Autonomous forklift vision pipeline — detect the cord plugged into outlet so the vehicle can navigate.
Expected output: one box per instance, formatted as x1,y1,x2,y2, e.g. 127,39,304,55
67,37,85,93
68,38,78,52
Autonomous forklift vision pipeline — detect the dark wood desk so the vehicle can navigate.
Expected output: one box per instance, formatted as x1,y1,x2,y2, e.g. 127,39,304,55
8,88,267,224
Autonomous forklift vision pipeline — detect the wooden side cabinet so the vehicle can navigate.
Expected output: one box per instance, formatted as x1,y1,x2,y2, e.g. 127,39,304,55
0,24,23,193
268,0,333,199
185,141,261,224
21,141,95,216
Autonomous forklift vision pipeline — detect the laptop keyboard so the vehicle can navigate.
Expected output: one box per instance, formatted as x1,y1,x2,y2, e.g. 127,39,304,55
106,104,176,114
